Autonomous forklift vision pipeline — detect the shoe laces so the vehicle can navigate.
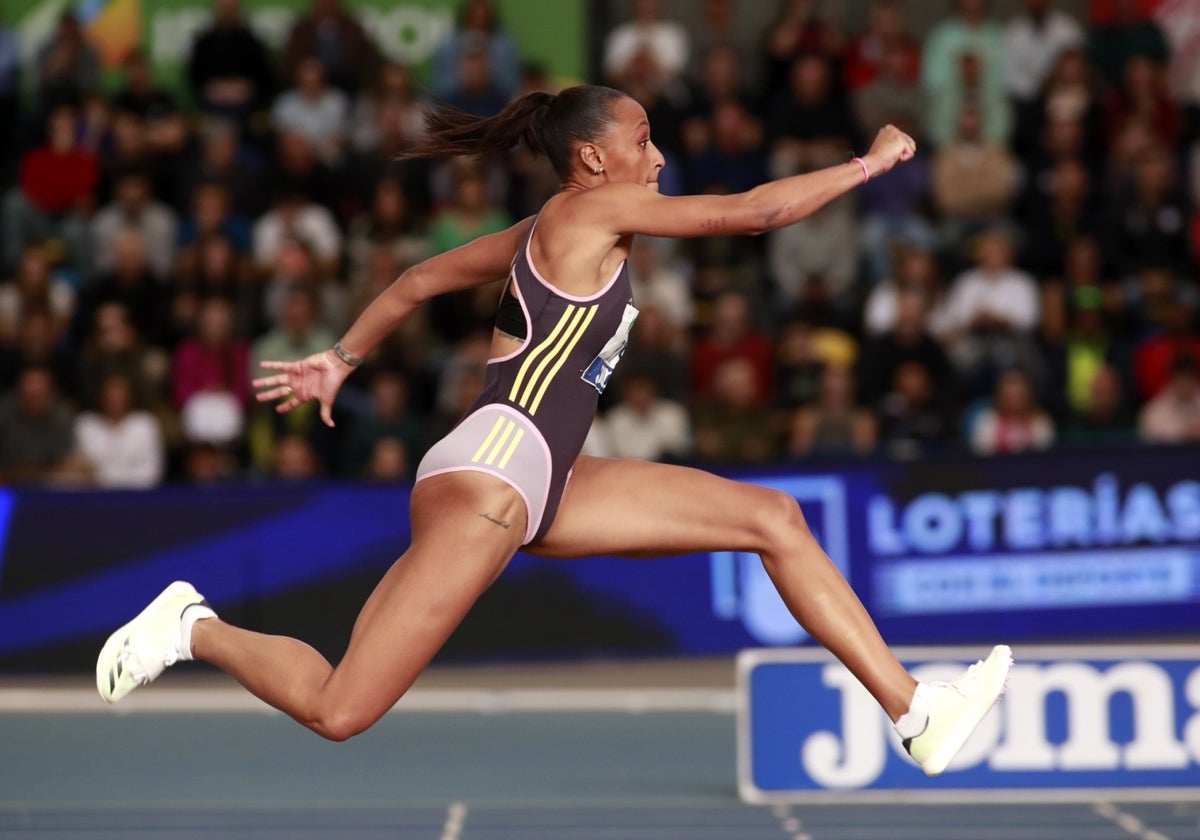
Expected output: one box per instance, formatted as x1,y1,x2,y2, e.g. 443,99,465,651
927,658,985,698
119,640,150,685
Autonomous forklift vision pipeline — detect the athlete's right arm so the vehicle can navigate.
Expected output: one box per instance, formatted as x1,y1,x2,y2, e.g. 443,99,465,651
339,215,534,358
585,125,915,239
252,217,533,426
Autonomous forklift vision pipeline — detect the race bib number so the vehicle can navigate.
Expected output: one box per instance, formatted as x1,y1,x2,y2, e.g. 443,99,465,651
581,303,639,393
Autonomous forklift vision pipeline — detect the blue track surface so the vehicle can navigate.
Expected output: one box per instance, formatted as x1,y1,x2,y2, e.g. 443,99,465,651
2,711,1197,839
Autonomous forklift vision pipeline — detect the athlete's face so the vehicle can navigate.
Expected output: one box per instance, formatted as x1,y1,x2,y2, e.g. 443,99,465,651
595,97,665,191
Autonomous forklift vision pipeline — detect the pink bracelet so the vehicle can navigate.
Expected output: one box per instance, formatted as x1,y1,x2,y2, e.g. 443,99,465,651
852,156,870,184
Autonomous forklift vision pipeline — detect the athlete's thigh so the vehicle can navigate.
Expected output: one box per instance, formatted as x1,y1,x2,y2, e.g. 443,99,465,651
323,471,528,716
528,455,784,559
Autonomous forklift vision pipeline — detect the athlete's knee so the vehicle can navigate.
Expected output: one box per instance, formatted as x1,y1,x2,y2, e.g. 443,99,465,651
752,489,812,555
306,701,381,742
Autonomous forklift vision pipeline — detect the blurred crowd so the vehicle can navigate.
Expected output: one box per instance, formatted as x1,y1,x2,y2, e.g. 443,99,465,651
0,0,1198,489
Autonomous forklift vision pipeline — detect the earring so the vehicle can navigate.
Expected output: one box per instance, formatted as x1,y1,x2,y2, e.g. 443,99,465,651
593,166,604,175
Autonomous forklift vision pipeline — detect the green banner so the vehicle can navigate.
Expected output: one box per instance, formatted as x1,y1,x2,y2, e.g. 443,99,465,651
4,0,585,99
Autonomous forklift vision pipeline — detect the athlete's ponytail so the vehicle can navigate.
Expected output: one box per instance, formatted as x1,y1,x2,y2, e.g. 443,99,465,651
404,85,627,180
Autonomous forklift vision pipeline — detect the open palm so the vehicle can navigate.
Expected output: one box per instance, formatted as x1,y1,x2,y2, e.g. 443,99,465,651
252,350,351,427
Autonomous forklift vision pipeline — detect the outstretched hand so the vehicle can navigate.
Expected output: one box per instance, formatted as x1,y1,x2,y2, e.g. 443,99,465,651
252,350,352,427
863,124,917,178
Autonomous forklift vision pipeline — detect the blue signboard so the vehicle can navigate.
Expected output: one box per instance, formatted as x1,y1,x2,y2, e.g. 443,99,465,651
0,446,1198,670
738,646,1200,801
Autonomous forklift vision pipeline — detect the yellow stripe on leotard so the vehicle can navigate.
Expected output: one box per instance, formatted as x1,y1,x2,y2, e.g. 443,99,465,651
470,415,508,463
508,306,576,403
528,305,598,415
497,428,525,469
484,420,516,466
516,305,591,409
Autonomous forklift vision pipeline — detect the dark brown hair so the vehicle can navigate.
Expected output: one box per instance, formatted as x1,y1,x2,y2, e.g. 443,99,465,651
403,85,627,179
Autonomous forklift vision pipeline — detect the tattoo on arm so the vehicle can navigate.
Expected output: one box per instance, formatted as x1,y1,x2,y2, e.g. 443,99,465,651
479,512,511,529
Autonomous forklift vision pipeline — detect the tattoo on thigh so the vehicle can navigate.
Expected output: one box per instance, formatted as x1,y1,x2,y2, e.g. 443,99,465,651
479,512,511,529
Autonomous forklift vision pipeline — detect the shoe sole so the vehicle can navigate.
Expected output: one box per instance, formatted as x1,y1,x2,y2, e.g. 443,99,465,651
920,644,1014,777
95,581,199,704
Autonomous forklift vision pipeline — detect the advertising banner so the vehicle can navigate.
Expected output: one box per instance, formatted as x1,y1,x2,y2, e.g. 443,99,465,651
738,645,1200,801
1,0,585,97
0,446,1197,671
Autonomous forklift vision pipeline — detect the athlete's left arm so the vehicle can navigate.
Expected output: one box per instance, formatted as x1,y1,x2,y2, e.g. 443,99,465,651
340,215,533,358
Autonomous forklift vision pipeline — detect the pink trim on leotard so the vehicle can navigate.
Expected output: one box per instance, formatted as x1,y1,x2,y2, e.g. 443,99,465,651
525,217,626,303
486,267,532,365
414,403,554,545
416,465,538,544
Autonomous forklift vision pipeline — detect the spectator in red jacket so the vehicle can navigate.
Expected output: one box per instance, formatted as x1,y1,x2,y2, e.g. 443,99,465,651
691,290,774,405
2,105,98,276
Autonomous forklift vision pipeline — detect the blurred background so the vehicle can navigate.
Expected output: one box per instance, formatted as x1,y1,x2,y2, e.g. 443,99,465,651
0,0,1198,674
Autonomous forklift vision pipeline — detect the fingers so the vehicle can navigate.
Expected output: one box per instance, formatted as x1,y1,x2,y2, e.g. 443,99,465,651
257,361,294,372
251,374,291,389
275,396,302,414
320,401,335,428
256,385,294,402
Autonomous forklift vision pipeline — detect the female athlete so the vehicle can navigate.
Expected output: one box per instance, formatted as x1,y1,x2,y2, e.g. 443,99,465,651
98,85,1010,777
